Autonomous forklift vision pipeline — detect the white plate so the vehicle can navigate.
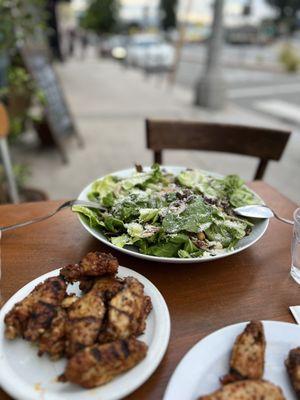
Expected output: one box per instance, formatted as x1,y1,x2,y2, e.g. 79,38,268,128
164,320,299,400
0,266,170,400
77,166,269,263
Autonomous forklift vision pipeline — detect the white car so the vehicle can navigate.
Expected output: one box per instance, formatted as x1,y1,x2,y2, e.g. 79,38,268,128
126,35,175,71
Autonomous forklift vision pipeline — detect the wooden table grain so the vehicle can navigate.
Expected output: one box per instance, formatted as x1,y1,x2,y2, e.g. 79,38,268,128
0,181,298,400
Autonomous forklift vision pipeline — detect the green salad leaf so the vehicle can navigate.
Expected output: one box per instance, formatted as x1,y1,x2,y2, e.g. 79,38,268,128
111,234,132,248
89,175,118,204
72,205,102,228
162,198,212,233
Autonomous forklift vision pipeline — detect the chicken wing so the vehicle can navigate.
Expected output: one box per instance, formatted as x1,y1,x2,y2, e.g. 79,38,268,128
4,276,67,341
60,338,147,388
65,288,106,356
221,321,265,384
99,277,152,343
198,380,285,400
285,347,300,399
60,252,118,283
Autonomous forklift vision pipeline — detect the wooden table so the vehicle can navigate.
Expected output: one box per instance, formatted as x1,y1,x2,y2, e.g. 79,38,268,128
0,182,298,400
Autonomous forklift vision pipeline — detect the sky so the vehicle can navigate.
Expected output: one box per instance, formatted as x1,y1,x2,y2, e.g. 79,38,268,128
120,0,275,25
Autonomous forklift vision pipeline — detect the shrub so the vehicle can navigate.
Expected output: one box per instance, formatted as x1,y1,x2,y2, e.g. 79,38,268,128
278,43,300,73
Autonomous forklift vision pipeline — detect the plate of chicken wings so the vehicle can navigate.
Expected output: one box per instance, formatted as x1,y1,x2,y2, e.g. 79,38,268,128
164,320,300,400
0,252,170,400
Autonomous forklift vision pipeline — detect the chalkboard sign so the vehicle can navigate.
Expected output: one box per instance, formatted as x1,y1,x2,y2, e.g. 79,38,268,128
21,47,82,163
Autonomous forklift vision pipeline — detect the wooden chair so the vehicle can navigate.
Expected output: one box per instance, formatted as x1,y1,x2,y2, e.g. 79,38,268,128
146,119,291,180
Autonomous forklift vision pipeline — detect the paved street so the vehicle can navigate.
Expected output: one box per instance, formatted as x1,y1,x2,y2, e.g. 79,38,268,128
12,54,300,205
177,44,300,127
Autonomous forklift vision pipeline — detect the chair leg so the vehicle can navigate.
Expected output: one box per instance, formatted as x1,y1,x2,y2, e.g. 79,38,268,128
255,159,268,180
154,151,162,164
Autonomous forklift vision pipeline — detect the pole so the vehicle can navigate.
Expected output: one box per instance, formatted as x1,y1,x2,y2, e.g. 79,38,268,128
169,0,193,85
194,0,226,109
0,138,20,203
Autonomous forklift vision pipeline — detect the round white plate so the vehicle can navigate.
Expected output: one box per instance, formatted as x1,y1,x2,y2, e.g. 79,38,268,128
77,166,269,263
0,266,170,400
164,320,299,400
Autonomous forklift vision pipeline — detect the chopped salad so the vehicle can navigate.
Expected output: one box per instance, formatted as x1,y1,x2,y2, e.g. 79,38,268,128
74,165,262,259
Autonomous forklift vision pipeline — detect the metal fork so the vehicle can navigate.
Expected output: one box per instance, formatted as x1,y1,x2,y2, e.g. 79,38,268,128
0,200,106,233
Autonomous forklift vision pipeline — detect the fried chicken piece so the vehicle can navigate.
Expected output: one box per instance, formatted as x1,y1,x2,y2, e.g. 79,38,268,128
285,347,300,399
65,288,105,357
4,276,67,341
60,338,147,388
221,321,265,384
198,380,285,400
99,277,152,343
60,252,118,283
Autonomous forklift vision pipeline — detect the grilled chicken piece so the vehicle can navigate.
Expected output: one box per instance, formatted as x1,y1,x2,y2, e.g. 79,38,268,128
221,321,265,384
60,338,147,388
60,252,118,283
286,347,300,399
4,276,66,341
79,275,124,297
198,380,285,400
61,294,78,309
65,287,105,356
37,294,78,359
99,277,152,343
38,307,67,359
78,278,96,293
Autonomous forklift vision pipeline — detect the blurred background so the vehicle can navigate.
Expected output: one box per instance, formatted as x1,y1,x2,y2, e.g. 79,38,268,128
0,0,299,205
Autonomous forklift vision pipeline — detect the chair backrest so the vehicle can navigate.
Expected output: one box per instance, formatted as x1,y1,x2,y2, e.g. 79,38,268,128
146,119,291,180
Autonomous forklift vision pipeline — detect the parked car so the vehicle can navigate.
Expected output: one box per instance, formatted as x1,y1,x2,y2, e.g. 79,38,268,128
125,34,175,71
99,35,129,60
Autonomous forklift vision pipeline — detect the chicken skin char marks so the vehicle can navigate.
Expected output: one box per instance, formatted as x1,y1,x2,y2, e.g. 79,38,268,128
198,380,285,400
60,338,148,388
38,307,67,359
221,321,266,384
98,277,152,343
285,347,300,399
65,288,106,357
60,252,119,283
4,276,67,341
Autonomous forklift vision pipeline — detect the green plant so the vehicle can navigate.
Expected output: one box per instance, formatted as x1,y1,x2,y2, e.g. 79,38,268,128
80,0,119,34
278,43,300,72
0,1,48,139
0,65,46,140
0,0,47,53
265,0,300,33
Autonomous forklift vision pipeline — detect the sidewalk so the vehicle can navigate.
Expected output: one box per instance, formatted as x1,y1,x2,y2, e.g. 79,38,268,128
14,56,300,203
